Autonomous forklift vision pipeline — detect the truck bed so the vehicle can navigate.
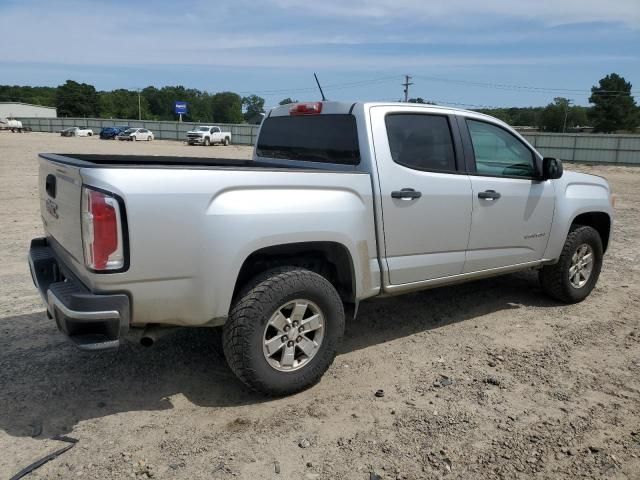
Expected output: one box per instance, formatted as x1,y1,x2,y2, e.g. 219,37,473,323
36,151,378,328
40,153,332,170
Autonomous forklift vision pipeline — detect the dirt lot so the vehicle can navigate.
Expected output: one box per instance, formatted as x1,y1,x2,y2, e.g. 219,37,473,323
1,132,639,480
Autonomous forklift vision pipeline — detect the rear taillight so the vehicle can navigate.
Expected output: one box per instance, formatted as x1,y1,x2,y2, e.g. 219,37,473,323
81,187,125,271
289,102,323,116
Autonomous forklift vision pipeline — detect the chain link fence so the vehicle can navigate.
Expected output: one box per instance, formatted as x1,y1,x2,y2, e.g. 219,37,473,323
521,133,640,165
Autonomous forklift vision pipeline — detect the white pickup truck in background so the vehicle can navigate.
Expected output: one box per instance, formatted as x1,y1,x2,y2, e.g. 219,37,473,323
0,117,26,132
186,125,231,146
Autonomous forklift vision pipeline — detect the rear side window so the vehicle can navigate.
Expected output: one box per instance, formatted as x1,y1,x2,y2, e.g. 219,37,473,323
385,114,456,172
257,114,360,165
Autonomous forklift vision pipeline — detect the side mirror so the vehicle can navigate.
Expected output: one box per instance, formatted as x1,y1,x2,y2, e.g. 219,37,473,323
542,157,563,180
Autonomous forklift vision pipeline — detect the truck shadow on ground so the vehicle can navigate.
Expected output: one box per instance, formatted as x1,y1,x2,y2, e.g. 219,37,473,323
0,271,558,439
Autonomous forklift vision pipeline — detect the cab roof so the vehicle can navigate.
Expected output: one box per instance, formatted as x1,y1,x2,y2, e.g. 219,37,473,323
267,101,506,126
270,100,489,117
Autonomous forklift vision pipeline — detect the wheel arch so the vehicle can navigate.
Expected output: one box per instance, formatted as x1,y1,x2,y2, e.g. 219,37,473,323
232,241,357,306
571,211,611,252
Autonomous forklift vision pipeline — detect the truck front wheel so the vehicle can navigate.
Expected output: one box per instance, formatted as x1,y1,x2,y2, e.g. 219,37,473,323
223,267,345,396
539,225,603,304
204,137,210,146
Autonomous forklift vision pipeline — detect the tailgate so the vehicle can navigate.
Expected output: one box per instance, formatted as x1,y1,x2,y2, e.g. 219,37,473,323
38,157,85,264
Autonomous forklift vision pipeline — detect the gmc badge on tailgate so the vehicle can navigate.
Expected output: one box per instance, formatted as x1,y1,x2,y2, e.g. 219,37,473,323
46,198,59,219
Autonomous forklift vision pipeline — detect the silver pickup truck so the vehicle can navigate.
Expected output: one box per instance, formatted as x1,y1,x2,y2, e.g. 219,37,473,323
29,101,614,395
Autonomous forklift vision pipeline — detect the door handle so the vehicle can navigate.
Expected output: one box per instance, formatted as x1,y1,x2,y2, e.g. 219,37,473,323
478,190,501,200
391,188,422,200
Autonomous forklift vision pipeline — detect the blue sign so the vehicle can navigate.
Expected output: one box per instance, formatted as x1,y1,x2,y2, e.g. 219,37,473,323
174,101,188,115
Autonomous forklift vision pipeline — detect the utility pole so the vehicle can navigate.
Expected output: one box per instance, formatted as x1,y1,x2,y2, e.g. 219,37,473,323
562,98,573,133
402,75,413,102
137,89,142,120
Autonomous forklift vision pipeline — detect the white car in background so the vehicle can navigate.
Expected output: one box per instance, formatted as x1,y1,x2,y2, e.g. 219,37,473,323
117,128,154,141
60,126,94,137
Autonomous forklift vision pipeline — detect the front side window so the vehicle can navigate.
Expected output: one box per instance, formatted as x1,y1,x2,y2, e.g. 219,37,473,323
385,114,456,172
467,120,535,178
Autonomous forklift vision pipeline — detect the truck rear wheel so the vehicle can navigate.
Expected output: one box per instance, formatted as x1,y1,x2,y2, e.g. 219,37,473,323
224,137,229,146
539,225,603,304
223,267,345,396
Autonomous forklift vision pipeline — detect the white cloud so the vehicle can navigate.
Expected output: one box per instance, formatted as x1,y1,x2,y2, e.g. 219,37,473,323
271,0,640,27
0,0,637,68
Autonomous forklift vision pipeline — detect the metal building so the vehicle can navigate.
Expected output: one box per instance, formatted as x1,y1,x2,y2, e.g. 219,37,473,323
0,102,57,119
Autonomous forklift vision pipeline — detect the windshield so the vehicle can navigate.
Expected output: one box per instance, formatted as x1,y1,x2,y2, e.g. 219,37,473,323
256,114,360,165
123,128,136,134
195,126,210,131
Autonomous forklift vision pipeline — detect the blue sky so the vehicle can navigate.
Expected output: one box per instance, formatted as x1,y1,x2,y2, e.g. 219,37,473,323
1,0,639,108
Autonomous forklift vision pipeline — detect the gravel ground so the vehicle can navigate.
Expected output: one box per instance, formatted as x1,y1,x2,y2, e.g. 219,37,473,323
1,132,639,480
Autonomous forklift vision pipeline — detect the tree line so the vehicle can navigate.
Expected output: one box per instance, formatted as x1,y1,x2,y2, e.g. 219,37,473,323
0,81,265,124
0,73,637,132
417,74,638,133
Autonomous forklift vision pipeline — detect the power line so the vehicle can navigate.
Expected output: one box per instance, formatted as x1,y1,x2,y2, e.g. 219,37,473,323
412,74,639,95
236,75,401,96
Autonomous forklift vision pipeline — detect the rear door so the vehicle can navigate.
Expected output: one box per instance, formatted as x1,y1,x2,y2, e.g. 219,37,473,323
211,127,222,142
370,106,473,285
459,117,555,272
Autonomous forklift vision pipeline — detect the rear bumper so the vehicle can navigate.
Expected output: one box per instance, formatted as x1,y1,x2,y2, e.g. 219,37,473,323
28,237,130,351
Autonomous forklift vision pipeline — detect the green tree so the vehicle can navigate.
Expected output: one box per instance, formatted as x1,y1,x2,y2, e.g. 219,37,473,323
99,89,149,119
589,73,638,133
539,97,570,132
242,94,265,121
408,97,435,104
537,98,588,132
0,85,57,107
56,80,99,117
278,97,297,105
212,92,244,123
474,107,546,127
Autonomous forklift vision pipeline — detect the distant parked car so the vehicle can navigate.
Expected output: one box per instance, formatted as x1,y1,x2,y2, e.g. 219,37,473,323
100,126,129,140
60,126,93,137
117,128,154,141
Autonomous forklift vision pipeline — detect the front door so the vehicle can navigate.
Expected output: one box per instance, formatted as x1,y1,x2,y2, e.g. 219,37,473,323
370,106,473,285
461,118,555,272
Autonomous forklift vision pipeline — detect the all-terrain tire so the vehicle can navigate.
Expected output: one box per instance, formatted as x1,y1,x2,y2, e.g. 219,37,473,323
539,225,603,304
223,267,345,396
